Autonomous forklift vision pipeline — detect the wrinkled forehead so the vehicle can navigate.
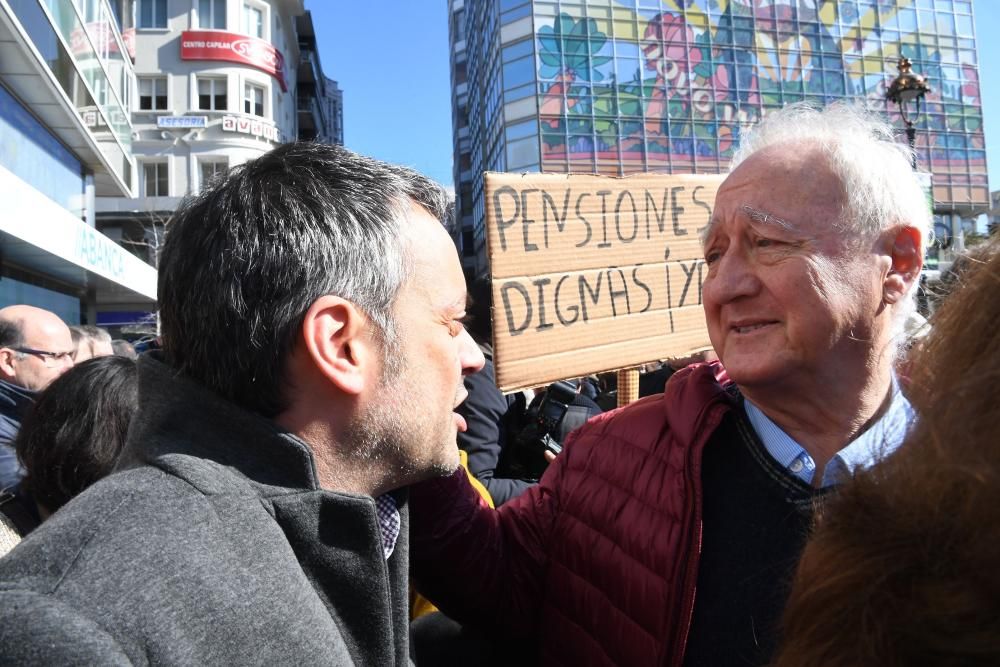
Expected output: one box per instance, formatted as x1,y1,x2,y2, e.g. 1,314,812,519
703,148,847,243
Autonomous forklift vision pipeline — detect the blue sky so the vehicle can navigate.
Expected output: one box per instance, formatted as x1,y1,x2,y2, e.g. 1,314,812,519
310,1,1000,196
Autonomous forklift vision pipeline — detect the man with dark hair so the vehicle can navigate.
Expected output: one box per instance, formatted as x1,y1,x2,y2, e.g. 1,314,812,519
0,305,74,490
0,143,484,664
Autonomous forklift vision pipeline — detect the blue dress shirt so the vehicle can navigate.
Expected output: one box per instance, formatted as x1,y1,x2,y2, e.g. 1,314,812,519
744,381,915,487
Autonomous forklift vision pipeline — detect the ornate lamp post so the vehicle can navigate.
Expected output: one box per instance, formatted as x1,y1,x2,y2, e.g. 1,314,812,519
886,57,930,170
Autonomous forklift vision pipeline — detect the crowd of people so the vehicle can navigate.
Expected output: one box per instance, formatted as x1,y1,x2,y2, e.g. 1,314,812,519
0,310,139,555
0,102,995,665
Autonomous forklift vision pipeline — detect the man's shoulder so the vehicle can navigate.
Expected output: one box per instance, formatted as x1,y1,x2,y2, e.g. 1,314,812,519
569,363,734,448
0,588,131,664
0,463,239,596
0,412,19,444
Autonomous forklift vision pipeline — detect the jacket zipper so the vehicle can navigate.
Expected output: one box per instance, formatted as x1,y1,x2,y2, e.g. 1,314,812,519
664,404,724,667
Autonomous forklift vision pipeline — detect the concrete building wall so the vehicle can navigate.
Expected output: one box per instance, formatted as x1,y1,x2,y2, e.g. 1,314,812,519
0,0,156,324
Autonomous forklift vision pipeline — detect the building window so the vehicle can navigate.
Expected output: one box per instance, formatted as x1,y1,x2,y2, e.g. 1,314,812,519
197,76,227,110
244,82,264,117
142,162,168,197
461,229,475,257
199,159,228,189
197,0,226,29
137,76,167,110
137,0,167,28
242,3,264,38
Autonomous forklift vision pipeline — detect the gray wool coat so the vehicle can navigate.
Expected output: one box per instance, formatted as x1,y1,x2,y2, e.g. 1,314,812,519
0,354,412,666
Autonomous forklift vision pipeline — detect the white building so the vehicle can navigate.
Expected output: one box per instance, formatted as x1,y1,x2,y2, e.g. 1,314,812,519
97,0,304,212
0,0,157,326
97,0,326,329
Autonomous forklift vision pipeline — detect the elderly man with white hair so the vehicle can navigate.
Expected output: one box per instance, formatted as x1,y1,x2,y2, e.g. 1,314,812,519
407,103,928,667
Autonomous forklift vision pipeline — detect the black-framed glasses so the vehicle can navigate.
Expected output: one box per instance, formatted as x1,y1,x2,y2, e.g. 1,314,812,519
9,347,74,364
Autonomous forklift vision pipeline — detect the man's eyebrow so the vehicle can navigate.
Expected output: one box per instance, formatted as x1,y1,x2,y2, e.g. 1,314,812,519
700,204,800,247
741,204,797,232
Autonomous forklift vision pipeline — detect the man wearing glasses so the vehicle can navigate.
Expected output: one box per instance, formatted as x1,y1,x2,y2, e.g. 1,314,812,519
0,305,75,490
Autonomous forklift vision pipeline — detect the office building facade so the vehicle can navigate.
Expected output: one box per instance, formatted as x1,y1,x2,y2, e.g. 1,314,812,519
295,10,343,144
96,1,341,330
450,0,988,277
0,0,157,325
96,0,305,259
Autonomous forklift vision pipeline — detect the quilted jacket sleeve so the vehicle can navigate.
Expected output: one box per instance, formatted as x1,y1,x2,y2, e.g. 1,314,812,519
409,432,571,640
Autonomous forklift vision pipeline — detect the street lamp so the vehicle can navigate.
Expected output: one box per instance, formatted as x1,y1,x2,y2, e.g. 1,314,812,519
886,57,930,170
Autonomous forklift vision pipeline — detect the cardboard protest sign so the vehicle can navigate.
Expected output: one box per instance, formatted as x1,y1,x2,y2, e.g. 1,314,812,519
485,172,724,391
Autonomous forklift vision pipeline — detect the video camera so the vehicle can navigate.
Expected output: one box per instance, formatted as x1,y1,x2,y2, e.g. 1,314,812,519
507,380,578,480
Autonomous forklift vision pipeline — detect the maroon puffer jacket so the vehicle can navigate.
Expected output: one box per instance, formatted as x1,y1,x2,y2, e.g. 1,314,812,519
410,362,736,666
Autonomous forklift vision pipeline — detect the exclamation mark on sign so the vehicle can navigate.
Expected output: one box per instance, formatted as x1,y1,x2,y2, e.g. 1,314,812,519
663,246,675,334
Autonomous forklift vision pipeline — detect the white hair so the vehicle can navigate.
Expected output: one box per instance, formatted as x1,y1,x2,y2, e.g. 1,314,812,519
731,101,931,246
729,102,931,348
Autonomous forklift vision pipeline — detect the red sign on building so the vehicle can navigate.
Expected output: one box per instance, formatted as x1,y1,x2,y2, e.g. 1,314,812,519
180,30,286,92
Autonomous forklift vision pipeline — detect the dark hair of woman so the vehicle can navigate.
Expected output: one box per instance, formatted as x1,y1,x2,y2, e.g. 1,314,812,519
15,355,138,514
774,237,1000,667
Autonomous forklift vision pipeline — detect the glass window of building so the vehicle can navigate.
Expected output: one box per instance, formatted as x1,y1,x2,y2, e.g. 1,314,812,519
137,0,167,28
243,3,265,38
244,83,264,117
0,84,84,217
199,159,228,189
198,0,226,29
137,76,167,110
198,77,227,110
461,229,475,257
142,162,168,197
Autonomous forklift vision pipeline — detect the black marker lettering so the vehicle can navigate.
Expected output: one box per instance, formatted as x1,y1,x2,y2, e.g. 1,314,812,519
663,247,675,333
607,267,631,317
500,282,532,336
632,265,653,313
679,260,699,307
541,190,573,249
574,192,593,248
671,186,688,236
554,274,579,326
692,185,713,236
492,185,520,252
578,272,604,323
533,277,554,331
697,260,704,305
520,188,540,252
615,190,639,243
645,189,670,239
596,190,613,248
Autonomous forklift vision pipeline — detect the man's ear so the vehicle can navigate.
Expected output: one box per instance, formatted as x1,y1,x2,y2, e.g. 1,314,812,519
300,295,376,396
883,226,923,305
0,349,17,379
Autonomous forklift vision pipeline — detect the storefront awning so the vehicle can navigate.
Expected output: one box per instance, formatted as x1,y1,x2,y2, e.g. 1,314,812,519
0,164,156,302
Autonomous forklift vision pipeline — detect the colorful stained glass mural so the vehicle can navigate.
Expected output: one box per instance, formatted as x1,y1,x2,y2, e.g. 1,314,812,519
527,0,986,208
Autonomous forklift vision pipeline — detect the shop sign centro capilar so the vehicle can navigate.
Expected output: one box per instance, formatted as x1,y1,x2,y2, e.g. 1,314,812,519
180,30,286,91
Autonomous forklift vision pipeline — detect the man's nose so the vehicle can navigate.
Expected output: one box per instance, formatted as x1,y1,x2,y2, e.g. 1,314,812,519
704,250,761,305
459,329,485,376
